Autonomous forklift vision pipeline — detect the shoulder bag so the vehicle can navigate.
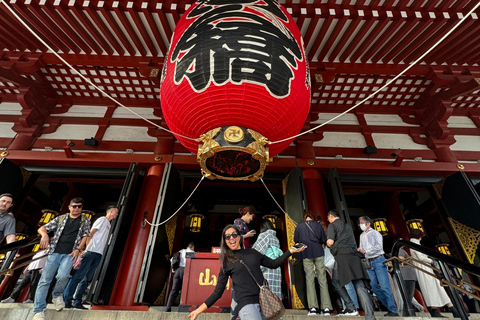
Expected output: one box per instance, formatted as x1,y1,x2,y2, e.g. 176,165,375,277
239,260,285,320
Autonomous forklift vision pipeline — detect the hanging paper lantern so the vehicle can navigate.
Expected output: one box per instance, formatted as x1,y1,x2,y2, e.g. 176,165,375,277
161,0,310,181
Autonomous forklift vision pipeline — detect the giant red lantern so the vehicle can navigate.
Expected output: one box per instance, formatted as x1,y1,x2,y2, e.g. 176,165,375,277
161,0,310,181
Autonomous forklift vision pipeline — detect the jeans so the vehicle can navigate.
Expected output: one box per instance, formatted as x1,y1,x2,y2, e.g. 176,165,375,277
165,267,185,311
367,256,397,312
303,256,332,310
341,282,359,309
239,303,266,320
33,253,74,313
11,269,41,301
332,262,376,320
64,251,102,305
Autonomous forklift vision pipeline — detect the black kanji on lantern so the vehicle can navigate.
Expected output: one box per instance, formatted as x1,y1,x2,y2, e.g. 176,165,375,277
171,0,303,98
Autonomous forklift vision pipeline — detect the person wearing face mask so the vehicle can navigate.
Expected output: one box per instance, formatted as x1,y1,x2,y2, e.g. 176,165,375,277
358,216,399,317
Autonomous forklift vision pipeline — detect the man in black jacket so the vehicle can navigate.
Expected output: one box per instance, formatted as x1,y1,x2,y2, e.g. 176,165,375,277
326,210,376,320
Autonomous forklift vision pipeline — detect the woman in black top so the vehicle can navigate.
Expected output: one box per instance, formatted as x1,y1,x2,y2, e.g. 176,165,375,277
188,224,305,320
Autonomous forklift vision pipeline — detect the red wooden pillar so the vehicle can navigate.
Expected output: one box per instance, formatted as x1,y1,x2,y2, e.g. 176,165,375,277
303,168,329,224
106,164,165,310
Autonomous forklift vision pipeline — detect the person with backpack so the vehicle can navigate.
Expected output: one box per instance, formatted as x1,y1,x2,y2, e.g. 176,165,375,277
165,242,195,312
252,220,283,300
294,210,332,316
32,198,91,320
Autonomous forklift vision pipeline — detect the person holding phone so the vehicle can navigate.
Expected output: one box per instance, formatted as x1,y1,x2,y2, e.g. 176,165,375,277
188,224,305,320
294,210,332,316
234,206,256,248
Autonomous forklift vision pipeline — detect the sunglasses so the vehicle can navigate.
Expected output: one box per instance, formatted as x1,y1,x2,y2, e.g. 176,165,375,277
224,232,239,240
71,205,83,209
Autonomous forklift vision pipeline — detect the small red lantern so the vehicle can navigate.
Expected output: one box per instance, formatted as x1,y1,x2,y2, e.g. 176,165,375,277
161,0,310,180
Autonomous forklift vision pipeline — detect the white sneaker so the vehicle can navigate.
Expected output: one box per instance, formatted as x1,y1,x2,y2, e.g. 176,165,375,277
52,295,65,311
32,311,45,320
322,308,331,316
308,308,320,316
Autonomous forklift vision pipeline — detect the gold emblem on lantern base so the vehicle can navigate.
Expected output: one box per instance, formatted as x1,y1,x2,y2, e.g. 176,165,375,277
197,127,270,182
224,126,244,143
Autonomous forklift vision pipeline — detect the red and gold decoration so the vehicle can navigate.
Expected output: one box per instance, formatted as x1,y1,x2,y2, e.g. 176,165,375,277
372,218,389,236
161,0,310,180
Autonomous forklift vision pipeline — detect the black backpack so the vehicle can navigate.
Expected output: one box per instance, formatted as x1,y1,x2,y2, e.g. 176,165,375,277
171,251,181,270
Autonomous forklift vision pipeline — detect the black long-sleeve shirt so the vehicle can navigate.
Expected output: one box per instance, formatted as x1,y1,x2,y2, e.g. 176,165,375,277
204,248,291,312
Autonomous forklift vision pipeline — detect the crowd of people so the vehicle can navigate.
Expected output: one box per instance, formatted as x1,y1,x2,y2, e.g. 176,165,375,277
0,194,118,320
0,194,475,320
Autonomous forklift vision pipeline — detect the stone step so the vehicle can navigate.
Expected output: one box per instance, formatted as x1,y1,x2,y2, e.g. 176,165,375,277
0,303,476,320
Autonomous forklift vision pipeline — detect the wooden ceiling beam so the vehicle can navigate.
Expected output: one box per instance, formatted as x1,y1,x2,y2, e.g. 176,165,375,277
98,7,136,57
328,14,364,64
126,6,158,57
339,14,376,62
380,17,420,63
315,13,350,62
426,21,478,64
83,6,124,56
55,5,104,54
0,5,44,50
12,1,70,54
68,4,115,55
349,14,390,63
141,5,167,56
393,16,442,64
112,5,146,56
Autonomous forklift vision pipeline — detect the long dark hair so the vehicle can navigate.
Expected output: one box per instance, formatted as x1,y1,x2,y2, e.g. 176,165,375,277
220,224,242,268
259,219,274,233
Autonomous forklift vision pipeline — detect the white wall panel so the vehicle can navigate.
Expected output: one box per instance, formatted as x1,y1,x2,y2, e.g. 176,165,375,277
372,133,430,149
0,123,16,138
364,114,419,127
311,113,359,125
447,116,477,128
40,125,98,139
0,102,22,115
52,105,108,117
103,126,157,142
450,136,480,151
111,107,162,119
313,132,366,147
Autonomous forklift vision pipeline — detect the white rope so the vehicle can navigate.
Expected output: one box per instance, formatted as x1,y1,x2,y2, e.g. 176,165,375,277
260,177,297,226
143,176,205,227
269,2,480,145
0,0,198,142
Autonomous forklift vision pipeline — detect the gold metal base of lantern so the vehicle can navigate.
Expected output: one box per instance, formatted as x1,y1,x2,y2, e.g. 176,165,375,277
197,126,270,182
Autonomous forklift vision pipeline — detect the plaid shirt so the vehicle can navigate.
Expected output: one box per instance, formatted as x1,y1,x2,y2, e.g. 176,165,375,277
43,213,91,255
252,229,282,299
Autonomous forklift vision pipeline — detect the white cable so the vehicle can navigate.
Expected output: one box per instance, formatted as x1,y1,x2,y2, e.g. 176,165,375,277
260,178,297,226
143,176,205,227
0,0,198,142
270,2,480,145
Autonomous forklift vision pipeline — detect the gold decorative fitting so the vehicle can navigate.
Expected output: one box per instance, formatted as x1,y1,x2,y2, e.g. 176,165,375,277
457,163,465,170
1,151,8,157
149,68,160,77
307,159,315,166
449,217,480,264
197,126,270,182
224,126,244,143
154,155,162,161
314,74,324,84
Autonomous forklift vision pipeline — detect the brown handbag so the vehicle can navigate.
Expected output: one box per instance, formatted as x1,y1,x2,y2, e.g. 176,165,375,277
240,260,285,320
